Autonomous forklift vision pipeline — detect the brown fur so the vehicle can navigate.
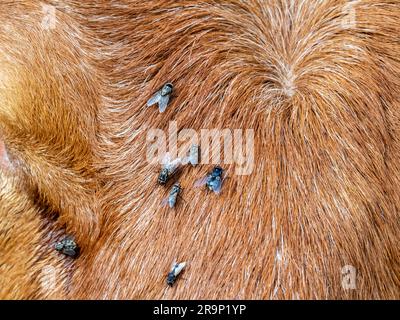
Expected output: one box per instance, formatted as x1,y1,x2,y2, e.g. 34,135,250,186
0,0,399,299
0,170,73,299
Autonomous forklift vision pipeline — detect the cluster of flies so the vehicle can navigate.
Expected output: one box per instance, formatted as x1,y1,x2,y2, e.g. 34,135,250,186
149,83,227,286
150,83,226,207
54,83,226,288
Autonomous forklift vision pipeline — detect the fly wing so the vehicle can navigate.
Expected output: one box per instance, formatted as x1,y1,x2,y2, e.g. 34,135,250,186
167,157,183,173
213,173,228,194
158,94,170,113
213,180,223,194
63,248,77,257
161,152,172,166
170,262,177,271
194,176,208,188
169,192,180,208
147,91,161,107
173,262,186,276
161,196,169,207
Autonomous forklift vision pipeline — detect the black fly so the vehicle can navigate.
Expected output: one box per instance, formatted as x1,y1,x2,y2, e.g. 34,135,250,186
162,182,182,208
55,236,79,258
166,262,186,287
158,153,183,185
147,83,173,113
194,166,225,194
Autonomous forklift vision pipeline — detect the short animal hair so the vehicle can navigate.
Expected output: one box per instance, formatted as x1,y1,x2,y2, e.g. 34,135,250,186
0,0,399,299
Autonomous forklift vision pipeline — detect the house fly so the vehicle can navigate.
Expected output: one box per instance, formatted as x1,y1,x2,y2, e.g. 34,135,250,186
147,83,173,113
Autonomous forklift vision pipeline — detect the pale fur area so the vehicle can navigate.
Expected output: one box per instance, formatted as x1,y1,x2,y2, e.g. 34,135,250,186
0,0,399,299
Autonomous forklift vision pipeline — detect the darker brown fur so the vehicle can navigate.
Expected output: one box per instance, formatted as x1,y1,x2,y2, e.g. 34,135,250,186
0,0,399,299
0,170,74,299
